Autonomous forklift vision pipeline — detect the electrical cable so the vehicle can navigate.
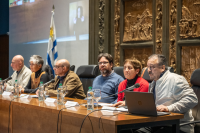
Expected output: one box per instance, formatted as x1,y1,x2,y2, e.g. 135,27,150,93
79,109,126,133
57,104,85,133
99,112,123,133
8,88,39,133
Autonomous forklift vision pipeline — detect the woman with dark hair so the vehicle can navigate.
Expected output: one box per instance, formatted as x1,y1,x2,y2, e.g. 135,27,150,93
117,59,149,103
21,55,50,93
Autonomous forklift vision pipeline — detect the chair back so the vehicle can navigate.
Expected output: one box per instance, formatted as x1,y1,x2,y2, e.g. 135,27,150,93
42,65,54,79
70,65,75,72
113,66,125,79
190,68,200,132
76,65,99,95
141,66,174,83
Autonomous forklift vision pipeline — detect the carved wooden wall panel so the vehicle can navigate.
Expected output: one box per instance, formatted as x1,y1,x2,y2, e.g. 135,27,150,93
155,0,163,54
124,47,153,68
181,46,200,84
179,0,200,39
99,0,105,53
114,0,120,66
169,0,177,72
123,0,153,42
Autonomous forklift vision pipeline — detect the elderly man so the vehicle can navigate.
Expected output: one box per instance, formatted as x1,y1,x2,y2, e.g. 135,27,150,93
5,55,32,91
92,53,124,103
37,59,86,99
133,54,198,133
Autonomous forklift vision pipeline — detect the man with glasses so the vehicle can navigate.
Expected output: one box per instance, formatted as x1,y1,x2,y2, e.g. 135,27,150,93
5,55,32,92
92,53,124,103
134,54,198,133
38,59,86,99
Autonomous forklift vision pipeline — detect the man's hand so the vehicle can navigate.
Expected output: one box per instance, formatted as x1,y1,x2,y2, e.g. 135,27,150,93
4,83,7,91
21,88,24,93
112,101,125,107
156,105,169,112
36,89,39,96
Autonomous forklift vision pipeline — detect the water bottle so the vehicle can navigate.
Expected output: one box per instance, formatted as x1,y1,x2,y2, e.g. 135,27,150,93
87,87,94,110
0,78,3,94
13,80,19,97
38,82,45,101
57,83,64,105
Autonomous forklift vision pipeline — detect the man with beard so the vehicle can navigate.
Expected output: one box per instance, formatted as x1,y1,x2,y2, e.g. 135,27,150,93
92,53,124,103
133,54,197,133
5,55,32,92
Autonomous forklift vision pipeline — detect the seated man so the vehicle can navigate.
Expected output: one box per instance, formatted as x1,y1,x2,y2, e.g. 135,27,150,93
37,59,86,99
114,54,198,133
21,55,50,93
5,55,32,92
92,53,124,103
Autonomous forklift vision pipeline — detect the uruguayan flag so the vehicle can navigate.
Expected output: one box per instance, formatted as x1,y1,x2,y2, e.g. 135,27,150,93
46,10,58,76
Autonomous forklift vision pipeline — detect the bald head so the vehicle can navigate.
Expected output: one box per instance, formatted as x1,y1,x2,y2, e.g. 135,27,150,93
11,55,24,71
13,55,24,64
58,59,70,69
54,59,70,76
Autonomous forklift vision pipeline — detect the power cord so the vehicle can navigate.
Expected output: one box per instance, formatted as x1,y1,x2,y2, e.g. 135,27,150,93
99,112,123,133
57,104,87,133
79,109,126,133
8,88,39,133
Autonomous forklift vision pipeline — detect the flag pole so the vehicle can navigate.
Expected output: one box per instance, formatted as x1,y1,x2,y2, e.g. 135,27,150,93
53,5,55,12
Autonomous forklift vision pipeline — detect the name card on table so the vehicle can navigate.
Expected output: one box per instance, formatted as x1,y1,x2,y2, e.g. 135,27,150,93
65,101,79,107
2,92,12,96
45,102,56,107
20,94,31,99
101,106,118,115
45,98,57,103
102,106,116,111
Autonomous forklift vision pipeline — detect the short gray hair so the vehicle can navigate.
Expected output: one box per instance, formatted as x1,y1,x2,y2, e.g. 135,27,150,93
29,55,44,66
148,54,167,69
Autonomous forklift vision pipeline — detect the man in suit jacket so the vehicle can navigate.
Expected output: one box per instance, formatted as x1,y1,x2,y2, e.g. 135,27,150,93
37,59,86,99
5,55,32,92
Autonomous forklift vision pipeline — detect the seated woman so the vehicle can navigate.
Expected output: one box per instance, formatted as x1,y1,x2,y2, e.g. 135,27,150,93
21,55,50,93
115,59,149,106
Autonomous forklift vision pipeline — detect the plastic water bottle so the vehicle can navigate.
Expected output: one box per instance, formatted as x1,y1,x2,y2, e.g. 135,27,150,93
38,82,45,101
87,87,94,110
57,83,64,105
13,80,19,97
0,78,3,94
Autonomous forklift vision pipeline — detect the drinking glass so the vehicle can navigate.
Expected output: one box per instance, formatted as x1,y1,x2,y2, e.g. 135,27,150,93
62,86,68,102
94,89,101,109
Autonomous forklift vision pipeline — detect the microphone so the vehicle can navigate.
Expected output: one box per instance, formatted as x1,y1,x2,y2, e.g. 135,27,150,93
126,83,140,91
101,83,140,100
2,77,12,83
44,79,55,86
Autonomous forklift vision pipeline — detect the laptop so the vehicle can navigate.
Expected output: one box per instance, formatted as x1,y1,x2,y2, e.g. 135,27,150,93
124,91,170,116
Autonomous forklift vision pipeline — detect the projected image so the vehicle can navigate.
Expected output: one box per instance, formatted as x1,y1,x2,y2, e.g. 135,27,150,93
9,0,35,7
69,1,89,40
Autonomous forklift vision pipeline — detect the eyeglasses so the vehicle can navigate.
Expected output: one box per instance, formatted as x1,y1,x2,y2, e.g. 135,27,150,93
53,65,64,69
98,62,109,65
29,63,36,66
147,65,158,71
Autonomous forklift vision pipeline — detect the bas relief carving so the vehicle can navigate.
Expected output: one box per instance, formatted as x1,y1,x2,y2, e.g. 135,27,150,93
182,46,200,85
99,0,105,53
123,0,153,42
124,48,152,68
114,0,120,66
169,0,177,72
179,0,200,39
155,0,163,54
